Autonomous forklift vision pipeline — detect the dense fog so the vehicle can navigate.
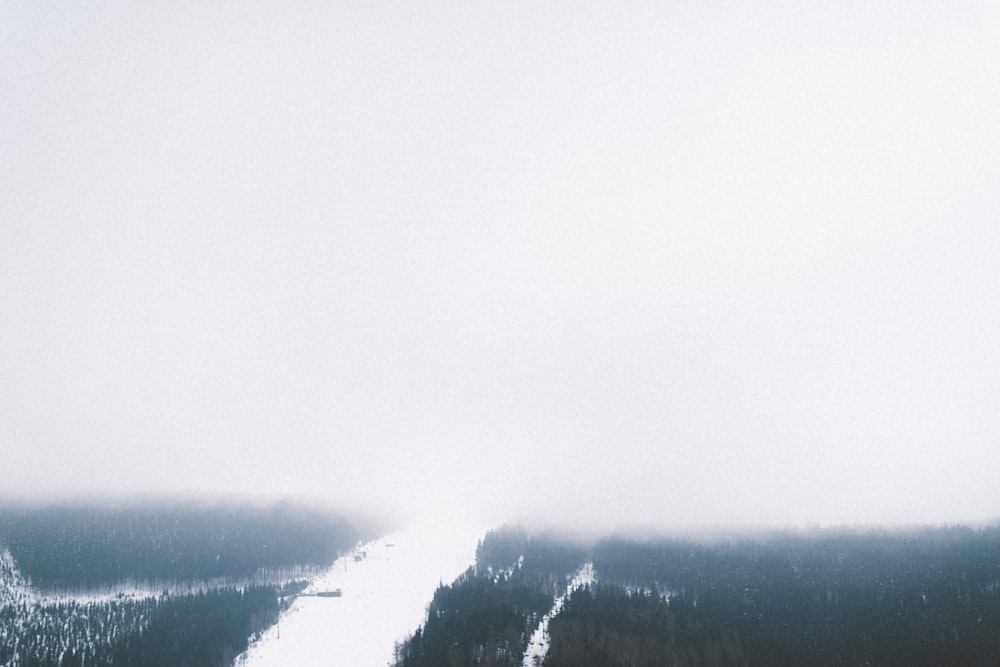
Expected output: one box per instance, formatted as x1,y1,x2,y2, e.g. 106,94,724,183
3,2,999,532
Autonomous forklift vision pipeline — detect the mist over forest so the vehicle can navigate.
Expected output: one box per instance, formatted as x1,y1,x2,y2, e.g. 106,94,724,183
3,1,999,532
3,496,1000,666
3,0,1000,664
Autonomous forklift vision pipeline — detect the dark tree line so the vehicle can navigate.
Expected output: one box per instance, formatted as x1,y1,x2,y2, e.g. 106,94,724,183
0,497,372,666
396,567,554,667
476,526,529,574
0,498,369,589
476,525,588,596
399,523,1000,667
396,526,587,667
594,525,1000,665
545,584,745,667
0,584,285,667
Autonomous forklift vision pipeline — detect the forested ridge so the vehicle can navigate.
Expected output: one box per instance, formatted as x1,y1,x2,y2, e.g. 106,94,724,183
394,526,586,667
0,498,370,666
6,504,1000,666
0,499,365,589
397,523,1000,666
593,525,1000,665
0,584,295,667
544,583,744,667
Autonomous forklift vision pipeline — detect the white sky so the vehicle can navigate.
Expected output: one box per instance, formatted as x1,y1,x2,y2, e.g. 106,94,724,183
3,2,999,531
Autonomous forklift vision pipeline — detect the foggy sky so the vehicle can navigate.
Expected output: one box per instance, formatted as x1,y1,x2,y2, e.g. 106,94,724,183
3,2,999,532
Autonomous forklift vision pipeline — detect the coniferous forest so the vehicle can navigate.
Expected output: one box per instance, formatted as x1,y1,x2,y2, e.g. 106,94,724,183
0,499,362,589
5,502,1000,666
394,526,585,667
396,524,1000,667
0,498,371,666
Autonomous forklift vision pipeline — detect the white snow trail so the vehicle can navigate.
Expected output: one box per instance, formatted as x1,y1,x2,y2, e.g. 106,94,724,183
520,562,595,667
236,518,484,666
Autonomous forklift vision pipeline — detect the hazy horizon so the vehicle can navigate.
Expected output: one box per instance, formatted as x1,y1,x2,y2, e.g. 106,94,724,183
3,2,998,534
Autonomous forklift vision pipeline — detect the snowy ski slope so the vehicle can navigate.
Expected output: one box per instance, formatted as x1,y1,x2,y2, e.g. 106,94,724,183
236,518,484,666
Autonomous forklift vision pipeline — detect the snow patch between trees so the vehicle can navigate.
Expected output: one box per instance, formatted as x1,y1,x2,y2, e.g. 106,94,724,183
521,562,595,667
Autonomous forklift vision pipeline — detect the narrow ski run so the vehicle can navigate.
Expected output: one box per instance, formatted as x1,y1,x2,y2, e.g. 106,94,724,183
521,562,595,667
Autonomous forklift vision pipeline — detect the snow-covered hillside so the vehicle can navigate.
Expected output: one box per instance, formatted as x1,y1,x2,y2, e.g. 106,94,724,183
0,548,31,609
236,519,484,666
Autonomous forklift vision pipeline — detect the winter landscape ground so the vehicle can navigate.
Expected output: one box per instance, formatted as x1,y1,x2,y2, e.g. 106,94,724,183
235,518,484,667
3,502,1000,666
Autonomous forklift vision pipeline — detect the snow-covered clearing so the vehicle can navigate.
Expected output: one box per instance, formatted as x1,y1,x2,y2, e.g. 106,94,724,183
521,562,595,667
236,518,484,666
0,548,30,609
0,545,320,608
